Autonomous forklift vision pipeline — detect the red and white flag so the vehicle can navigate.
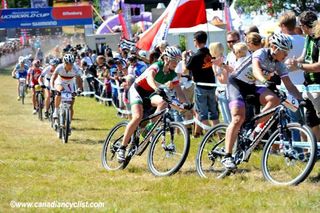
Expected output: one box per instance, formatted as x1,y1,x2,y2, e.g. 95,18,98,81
2,0,8,9
136,0,207,51
224,2,233,32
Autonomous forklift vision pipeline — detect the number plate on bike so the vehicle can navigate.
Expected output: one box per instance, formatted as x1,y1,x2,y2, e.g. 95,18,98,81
283,94,299,112
19,78,26,83
61,92,73,102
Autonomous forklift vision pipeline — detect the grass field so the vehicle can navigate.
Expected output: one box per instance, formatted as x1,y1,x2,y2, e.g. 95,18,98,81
1,66,320,212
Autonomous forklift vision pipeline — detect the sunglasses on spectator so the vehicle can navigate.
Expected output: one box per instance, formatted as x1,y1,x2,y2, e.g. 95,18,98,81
227,40,238,44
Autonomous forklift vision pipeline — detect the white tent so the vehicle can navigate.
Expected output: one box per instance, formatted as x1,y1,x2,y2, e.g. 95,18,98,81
167,22,226,52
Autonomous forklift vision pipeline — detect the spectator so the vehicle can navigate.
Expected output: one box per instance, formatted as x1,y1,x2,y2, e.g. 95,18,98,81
186,31,219,138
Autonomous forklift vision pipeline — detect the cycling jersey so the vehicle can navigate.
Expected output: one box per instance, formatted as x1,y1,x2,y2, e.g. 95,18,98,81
41,65,55,87
53,63,81,92
28,67,42,86
15,64,29,79
130,61,179,106
135,61,179,92
54,63,81,84
232,48,289,85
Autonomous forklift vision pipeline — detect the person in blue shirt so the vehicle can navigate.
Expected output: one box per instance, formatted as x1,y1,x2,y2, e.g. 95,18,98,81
12,56,29,101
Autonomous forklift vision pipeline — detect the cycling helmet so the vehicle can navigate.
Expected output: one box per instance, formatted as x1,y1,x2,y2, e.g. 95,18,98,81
63,54,75,64
18,56,25,64
33,60,41,68
269,33,292,52
49,58,60,66
162,46,182,60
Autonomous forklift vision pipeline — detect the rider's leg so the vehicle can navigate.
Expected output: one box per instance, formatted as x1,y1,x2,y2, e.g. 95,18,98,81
53,85,63,117
258,89,280,123
225,105,246,154
45,89,50,112
121,104,143,147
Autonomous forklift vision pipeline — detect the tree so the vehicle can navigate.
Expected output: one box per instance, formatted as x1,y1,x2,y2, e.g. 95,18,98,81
235,0,320,16
6,0,30,8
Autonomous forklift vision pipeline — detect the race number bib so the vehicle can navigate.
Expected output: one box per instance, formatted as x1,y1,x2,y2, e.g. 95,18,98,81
61,92,73,102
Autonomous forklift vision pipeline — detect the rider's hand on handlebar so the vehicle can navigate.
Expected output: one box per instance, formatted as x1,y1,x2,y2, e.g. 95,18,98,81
40,85,46,89
156,87,166,98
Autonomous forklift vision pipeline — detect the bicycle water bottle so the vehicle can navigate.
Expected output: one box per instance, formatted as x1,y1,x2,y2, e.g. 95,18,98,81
141,122,154,138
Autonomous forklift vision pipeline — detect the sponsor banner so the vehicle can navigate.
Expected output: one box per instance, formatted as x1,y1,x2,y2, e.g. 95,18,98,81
31,0,48,8
0,6,93,28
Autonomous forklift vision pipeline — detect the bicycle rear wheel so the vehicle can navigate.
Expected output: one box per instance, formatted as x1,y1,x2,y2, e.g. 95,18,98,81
147,122,190,176
196,123,228,178
101,121,129,171
261,123,317,185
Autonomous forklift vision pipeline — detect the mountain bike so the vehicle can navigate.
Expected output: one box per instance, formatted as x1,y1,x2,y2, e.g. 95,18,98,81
101,93,191,176
18,77,27,105
196,89,317,185
34,85,44,121
56,91,73,144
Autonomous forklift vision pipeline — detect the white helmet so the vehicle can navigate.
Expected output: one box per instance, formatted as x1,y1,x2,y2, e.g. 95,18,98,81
63,54,75,64
163,46,182,60
269,33,292,52
18,56,25,64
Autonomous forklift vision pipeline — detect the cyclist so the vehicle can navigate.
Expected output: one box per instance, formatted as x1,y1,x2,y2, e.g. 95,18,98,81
12,56,29,100
223,33,303,169
38,58,60,119
50,54,83,123
27,60,43,114
117,46,192,162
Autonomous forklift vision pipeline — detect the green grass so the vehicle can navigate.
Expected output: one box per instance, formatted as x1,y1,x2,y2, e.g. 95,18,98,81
1,66,320,212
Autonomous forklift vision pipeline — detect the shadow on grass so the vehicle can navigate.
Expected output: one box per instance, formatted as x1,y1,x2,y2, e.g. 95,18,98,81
73,127,109,132
70,138,105,145
309,173,320,183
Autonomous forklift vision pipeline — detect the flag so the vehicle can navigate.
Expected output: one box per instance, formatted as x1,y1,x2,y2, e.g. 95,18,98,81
136,0,207,51
118,11,130,39
224,2,233,32
2,0,8,9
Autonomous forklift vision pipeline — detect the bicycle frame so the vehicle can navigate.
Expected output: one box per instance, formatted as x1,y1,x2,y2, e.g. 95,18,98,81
129,107,170,156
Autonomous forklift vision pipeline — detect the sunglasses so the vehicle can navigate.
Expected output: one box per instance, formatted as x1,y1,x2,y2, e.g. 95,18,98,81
227,40,238,44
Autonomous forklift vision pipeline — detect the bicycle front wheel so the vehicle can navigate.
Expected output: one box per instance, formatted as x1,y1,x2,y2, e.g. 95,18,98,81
101,121,128,171
62,109,70,144
147,122,190,176
261,123,317,185
196,123,228,178
37,93,43,121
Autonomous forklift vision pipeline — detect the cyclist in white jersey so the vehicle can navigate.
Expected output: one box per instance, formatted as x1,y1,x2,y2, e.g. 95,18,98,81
50,54,83,120
39,58,60,119
222,33,303,169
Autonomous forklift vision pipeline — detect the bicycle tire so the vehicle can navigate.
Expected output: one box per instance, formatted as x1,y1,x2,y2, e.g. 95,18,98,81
147,122,190,176
62,109,70,144
20,84,25,105
196,123,228,178
37,93,43,121
101,121,129,171
261,123,317,185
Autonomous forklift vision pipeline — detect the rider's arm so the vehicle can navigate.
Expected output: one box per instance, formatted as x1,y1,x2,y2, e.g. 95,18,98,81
146,68,158,91
282,76,303,100
76,75,83,91
11,67,17,78
252,58,268,83
50,71,58,89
